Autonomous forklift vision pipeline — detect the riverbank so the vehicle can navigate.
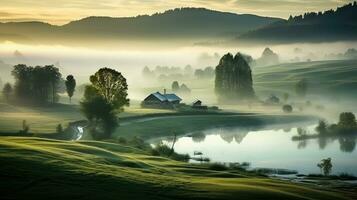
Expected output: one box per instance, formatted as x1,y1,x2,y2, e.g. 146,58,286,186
113,112,316,140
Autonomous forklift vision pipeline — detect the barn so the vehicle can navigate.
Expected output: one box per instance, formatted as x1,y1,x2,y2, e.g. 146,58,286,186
142,91,182,109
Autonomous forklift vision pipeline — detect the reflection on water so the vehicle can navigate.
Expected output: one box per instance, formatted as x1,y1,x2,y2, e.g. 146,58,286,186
158,124,357,175
293,128,357,153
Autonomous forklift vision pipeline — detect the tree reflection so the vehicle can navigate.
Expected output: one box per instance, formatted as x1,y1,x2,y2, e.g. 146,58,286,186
292,127,357,152
191,132,206,143
339,136,356,152
219,129,248,144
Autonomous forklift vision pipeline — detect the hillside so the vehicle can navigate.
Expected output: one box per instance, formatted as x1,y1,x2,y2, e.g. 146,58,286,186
0,137,353,200
253,59,357,97
0,8,281,45
239,2,357,43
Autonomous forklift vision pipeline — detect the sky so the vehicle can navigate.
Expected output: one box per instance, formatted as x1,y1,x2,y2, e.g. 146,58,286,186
0,0,354,25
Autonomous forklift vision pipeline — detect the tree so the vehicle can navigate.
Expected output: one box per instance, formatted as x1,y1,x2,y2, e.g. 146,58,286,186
81,68,129,140
142,66,155,79
317,158,332,176
65,75,76,103
81,89,118,140
316,120,328,135
11,64,61,104
282,104,293,113
338,112,357,129
295,79,308,98
89,68,129,108
2,83,12,101
171,81,180,92
215,53,255,101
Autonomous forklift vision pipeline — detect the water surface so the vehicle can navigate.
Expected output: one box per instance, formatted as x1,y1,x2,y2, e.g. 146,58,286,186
159,125,357,175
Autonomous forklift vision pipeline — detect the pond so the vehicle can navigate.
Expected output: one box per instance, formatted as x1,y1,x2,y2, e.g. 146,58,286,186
156,124,357,175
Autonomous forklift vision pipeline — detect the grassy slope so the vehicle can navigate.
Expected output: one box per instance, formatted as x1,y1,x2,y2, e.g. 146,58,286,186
0,137,353,200
0,102,83,133
0,99,173,133
253,59,357,96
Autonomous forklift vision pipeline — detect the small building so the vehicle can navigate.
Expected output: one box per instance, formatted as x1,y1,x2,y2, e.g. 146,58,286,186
142,90,182,109
192,99,208,110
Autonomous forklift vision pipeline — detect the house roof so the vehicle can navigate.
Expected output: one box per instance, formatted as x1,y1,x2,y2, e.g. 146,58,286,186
149,92,182,102
192,100,202,104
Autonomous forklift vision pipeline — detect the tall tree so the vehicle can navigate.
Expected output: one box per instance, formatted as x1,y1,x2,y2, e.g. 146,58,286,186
81,68,129,140
2,83,12,102
11,64,61,104
65,75,76,103
172,81,180,92
44,65,61,104
215,53,255,101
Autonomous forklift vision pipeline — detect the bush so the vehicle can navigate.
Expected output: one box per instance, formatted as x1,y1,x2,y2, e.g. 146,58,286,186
282,104,293,113
117,137,127,144
208,163,228,171
151,142,190,162
315,120,328,135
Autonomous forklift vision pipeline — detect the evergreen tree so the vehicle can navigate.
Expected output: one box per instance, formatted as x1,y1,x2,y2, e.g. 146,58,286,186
65,75,76,103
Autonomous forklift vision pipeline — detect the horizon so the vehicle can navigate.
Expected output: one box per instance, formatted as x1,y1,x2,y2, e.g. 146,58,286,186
0,0,353,25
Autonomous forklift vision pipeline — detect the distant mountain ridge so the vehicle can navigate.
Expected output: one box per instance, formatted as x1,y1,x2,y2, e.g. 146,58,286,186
0,7,282,45
239,2,357,43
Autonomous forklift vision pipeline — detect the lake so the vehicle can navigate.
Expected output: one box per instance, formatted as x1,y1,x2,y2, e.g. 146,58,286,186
157,124,357,175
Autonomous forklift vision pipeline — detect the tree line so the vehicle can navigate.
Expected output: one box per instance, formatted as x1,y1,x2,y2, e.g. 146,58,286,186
2,64,76,105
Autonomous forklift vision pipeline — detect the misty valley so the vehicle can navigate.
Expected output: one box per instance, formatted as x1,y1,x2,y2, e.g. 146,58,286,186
1,1,357,200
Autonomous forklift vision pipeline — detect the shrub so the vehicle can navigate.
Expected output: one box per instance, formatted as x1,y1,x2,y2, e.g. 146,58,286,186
208,163,228,171
151,142,190,162
117,137,127,144
317,158,333,176
282,104,293,113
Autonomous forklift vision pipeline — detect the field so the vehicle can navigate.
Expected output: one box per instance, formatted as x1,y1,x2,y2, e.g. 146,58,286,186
1,137,354,200
0,102,175,134
253,59,357,97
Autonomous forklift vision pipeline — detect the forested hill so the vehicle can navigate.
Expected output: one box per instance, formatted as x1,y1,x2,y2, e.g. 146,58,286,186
238,2,357,43
0,8,281,44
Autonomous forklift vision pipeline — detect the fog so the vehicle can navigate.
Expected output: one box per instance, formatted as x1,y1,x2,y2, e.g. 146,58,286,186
0,40,356,119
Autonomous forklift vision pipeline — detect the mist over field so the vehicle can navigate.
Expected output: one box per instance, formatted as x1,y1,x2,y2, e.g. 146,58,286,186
1,41,356,106
1,2,357,200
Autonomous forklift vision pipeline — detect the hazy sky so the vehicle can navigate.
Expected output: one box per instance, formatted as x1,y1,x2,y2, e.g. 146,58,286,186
0,0,353,25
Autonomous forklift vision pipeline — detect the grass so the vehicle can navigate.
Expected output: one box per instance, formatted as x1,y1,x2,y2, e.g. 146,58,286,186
0,137,354,200
114,113,313,139
253,59,357,97
0,102,83,133
0,98,173,134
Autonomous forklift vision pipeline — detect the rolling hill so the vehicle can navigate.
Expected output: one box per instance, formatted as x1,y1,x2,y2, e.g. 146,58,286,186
239,2,357,44
253,59,357,98
0,137,354,200
0,8,281,45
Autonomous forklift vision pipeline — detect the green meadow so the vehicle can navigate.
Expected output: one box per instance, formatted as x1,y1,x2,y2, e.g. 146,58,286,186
1,137,354,200
253,59,357,96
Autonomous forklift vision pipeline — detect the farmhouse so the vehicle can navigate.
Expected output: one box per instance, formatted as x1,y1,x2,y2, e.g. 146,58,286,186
192,100,208,110
142,90,182,109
